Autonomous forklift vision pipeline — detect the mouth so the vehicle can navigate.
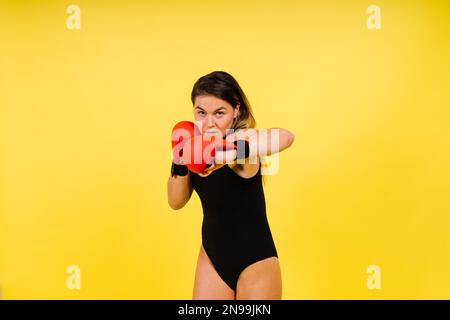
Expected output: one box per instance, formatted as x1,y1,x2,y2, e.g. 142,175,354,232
204,129,221,136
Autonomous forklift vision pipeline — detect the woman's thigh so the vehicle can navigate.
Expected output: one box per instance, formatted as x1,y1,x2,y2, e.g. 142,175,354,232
235,257,282,300
192,244,235,300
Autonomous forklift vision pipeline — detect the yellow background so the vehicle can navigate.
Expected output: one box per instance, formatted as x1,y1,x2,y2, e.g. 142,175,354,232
1,0,449,299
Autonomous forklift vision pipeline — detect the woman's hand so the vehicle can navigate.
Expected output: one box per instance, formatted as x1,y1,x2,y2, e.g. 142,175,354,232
197,161,226,177
197,138,237,177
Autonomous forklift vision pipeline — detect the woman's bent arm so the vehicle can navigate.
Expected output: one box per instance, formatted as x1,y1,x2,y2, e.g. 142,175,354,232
167,172,193,210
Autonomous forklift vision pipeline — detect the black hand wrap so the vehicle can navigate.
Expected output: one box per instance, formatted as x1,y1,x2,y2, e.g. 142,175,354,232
233,140,250,160
171,162,188,177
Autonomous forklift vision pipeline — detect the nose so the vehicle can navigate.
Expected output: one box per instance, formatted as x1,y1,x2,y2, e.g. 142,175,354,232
206,115,215,128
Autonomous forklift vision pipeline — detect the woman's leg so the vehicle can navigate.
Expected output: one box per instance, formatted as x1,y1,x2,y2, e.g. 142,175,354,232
192,244,235,300
235,257,282,300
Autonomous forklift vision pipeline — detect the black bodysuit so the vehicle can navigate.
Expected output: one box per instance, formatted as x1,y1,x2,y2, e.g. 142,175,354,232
191,162,278,291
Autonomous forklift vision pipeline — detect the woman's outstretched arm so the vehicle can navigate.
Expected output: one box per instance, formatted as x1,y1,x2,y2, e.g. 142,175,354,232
227,127,295,158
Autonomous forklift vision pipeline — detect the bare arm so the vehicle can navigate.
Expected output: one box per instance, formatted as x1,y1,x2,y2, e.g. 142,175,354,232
181,127,295,178
167,171,193,210
227,127,295,158
256,127,295,156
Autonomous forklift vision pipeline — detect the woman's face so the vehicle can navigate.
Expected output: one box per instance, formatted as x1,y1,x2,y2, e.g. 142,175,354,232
193,95,239,138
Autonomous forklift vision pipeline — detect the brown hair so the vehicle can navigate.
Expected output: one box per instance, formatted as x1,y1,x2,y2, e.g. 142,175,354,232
191,71,256,131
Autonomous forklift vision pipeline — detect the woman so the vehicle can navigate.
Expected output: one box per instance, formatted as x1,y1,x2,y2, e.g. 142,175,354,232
167,71,295,300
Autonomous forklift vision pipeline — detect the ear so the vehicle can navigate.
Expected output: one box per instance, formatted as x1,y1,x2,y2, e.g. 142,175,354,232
234,104,240,118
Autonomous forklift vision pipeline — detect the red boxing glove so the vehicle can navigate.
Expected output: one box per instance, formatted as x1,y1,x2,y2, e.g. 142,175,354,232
171,121,200,165
182,135,236,174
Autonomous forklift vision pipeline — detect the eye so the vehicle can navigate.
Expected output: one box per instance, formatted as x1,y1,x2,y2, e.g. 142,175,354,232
216,112,224,116
198,111,205,116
